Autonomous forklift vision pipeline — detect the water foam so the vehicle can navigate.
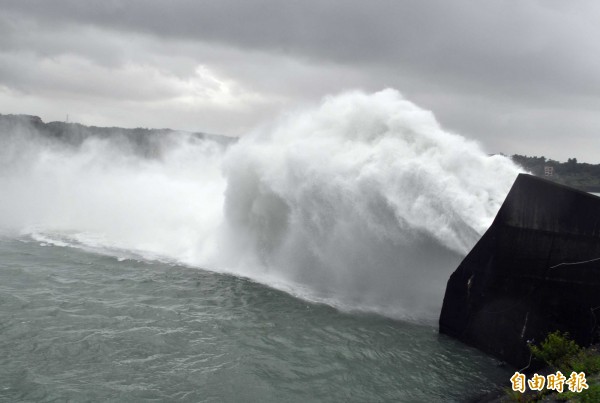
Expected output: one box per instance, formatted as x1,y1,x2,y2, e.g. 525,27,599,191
0,89,522,320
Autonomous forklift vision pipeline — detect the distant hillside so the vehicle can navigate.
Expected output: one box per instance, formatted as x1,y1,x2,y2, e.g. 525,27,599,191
511,154,600,192
3,114,597,192
0,113,235,158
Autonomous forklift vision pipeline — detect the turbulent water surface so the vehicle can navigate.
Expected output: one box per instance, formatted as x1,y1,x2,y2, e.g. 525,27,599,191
0,238,510,402
0,90,522,401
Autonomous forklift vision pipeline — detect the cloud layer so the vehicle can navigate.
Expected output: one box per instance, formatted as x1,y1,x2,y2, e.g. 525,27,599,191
1,0,599,161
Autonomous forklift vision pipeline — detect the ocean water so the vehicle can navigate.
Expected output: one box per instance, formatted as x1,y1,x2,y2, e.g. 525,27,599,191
0,237,510,402
0,90,523,401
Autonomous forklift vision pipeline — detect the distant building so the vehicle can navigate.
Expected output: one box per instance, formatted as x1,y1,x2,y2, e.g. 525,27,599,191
544,166,554,176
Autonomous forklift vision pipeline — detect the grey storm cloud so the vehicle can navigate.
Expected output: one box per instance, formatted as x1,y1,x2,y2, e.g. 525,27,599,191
3,1,599,92
0,0,599,161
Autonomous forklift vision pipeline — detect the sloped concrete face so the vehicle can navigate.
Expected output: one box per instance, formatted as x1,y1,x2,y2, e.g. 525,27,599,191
439,174,600,369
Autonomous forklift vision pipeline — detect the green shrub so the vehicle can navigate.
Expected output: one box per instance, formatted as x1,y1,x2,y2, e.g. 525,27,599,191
558,382,600,402
579,382,600,402
509,332,600,402
569,349,600,375
530,331,581,369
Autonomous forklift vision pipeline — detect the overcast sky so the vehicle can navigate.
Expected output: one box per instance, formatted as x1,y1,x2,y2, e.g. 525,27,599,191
1,1,599,161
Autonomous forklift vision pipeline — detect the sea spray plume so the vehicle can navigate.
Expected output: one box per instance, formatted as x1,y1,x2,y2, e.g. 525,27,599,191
218,89,521,319
0,122,227,261
0,91,521,321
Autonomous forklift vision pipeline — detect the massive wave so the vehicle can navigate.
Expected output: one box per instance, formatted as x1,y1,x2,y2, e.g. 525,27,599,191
0,89,522,320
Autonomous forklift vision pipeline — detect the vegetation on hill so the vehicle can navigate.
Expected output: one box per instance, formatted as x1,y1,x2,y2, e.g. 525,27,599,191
511,155,600,193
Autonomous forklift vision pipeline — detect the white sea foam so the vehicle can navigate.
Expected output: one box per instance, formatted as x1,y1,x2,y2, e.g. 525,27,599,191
0,89,522,320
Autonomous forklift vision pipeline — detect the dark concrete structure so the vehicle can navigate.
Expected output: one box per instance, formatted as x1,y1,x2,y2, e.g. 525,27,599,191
439,174,600,369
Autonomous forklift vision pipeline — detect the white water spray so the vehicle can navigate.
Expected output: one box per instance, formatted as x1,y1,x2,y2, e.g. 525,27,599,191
0,90,522,320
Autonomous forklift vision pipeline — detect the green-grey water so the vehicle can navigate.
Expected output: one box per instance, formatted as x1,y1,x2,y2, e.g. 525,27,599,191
0,101,523,401
0,237,510,402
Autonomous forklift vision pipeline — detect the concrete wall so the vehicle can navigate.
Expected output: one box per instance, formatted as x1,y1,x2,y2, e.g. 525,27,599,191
439,174,600,369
